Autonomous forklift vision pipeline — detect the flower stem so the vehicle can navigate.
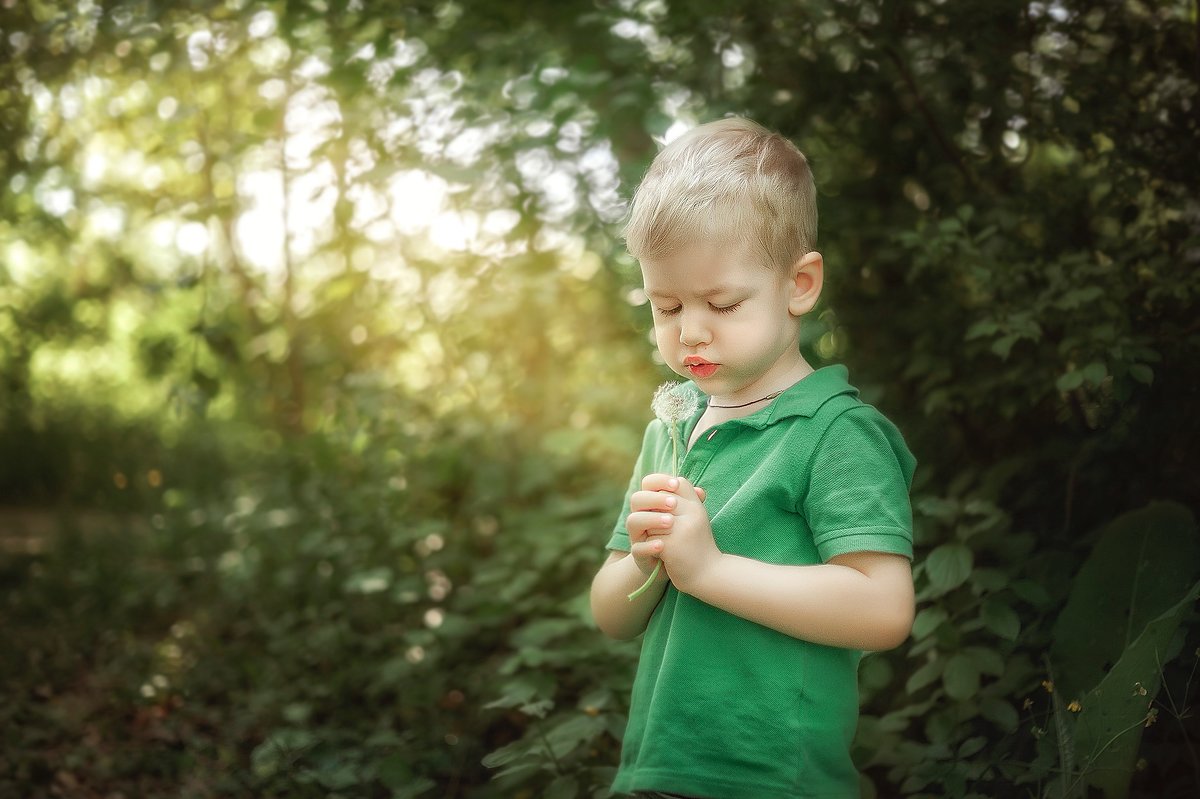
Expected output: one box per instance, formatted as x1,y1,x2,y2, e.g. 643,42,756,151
627,560,661,601
627,420,682,602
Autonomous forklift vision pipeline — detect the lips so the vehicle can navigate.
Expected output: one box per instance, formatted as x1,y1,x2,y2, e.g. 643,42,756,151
683,356,718,378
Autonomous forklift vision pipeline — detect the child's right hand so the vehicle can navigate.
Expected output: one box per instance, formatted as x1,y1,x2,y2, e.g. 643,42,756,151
626,483,706,578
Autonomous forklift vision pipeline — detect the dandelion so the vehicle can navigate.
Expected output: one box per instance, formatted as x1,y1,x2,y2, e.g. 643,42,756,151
628,381,699,601
651,381,701,458
1067,700,1081,712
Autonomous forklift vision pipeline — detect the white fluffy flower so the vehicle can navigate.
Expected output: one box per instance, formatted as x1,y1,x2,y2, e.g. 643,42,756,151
651,381,699,425
628,381,699,602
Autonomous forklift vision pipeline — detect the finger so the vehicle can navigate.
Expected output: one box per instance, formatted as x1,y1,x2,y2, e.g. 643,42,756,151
626,511,674,540
694,486,707,503
642,473,702,503
631,540,665,559
629,489,678,513
640,473,678,492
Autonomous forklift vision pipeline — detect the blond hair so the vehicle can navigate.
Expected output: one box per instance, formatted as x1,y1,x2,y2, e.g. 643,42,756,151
623,117,817,272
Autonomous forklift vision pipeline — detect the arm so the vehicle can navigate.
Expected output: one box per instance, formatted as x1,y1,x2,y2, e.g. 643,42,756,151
590,480,710,640
590,549,670,640
687,549,915,651
647,473,915,651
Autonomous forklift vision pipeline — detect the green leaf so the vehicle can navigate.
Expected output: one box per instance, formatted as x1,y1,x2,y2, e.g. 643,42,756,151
991,334,1020,359
970,567,1007,591
1011,579,1052,607
1050,502,1200,702
981,598,1021,641
484,676,555,713
911,606,948,639
916,496,960,521
481,738,533,769
392,778,436,799
860,655,894,691
1129,363,1153,384
943,653,980,700
1056,286,1103,309
905,658,944,694
541,713,606,760
316,760,360,790
545,776,579,799
1081,361,1107,385
965,320,999,340
377,754,415,790
343,567,392,594
926,543,973,593
576,687,613,712
511,618,578,648
1056,370,1084,392
964,645,1006,676
1071,580,1200,797
980,698,1019,733
250,729,316,778
518,699,554,719
958,736,987,758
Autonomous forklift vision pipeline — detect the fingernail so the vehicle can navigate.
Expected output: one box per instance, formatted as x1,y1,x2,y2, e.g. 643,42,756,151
668,478,678,489
661,514,672,526
664,496,676,508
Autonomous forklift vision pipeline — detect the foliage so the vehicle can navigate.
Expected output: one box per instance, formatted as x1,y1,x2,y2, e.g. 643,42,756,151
1,0,1198,797
1046,503,1200,798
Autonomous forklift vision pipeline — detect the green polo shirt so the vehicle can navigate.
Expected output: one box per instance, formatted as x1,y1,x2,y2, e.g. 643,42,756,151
605,364,916,799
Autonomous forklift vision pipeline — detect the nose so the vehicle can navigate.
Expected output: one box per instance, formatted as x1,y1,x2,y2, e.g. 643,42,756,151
678,309,711,347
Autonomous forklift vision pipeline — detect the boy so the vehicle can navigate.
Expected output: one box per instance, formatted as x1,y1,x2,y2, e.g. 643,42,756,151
589,117,917,799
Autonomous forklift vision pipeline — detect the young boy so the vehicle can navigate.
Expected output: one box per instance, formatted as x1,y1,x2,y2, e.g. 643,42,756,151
589,117,917,799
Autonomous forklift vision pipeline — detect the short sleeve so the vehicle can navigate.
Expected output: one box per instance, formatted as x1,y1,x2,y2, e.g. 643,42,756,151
802,406,917,562
605,420,668,553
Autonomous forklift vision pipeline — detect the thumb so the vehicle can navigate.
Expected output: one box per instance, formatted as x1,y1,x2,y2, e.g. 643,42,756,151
694,486,707,503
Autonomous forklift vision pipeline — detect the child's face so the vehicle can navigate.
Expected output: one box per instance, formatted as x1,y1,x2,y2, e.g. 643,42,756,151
640,241,815,403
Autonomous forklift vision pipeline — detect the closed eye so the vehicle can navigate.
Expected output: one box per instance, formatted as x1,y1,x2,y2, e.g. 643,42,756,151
654,302,742,316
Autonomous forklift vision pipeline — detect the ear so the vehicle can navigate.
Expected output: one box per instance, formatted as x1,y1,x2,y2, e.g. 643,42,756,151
787,251,823,316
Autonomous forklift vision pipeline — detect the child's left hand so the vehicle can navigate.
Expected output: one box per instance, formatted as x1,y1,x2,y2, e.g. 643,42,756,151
640,473,721,594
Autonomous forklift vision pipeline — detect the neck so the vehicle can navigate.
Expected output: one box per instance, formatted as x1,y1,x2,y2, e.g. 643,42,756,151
707,357,814,410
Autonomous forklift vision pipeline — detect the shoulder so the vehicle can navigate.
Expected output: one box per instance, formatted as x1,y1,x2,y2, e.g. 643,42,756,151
821,402,902,437
811,404,917,484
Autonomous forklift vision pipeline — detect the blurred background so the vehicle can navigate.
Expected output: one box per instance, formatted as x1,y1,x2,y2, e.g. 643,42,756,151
1,1,1198,797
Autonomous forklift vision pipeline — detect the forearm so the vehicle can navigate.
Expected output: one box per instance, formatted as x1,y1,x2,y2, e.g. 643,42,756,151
687,554,911,650
590,552,669,640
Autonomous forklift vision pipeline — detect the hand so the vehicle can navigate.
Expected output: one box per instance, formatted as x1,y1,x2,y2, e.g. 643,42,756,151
626,476,706,579
634,474,719,593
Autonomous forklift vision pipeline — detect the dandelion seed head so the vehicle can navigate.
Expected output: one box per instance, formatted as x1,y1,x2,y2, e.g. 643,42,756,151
651,381,699,424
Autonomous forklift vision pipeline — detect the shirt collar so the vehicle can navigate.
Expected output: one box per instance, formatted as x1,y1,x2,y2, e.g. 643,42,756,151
682,364,859,431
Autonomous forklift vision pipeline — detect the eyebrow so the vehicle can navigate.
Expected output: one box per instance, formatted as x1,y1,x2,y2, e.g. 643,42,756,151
646,284,741,300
